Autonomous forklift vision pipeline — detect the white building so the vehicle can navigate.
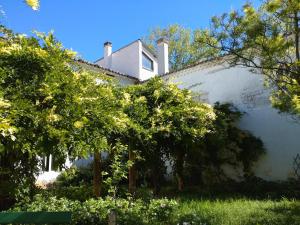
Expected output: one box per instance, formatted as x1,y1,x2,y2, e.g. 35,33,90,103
38,38,300,183
94,39,168,81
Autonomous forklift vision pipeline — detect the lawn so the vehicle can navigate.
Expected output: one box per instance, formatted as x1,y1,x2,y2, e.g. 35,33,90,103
173,198,300,225
13,191,300,225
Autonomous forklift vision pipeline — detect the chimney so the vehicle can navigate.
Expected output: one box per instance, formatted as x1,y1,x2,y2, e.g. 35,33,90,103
103,41,112,69
156,38,169,75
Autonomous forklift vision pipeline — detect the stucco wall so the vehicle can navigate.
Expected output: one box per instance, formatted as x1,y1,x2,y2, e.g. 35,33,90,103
111,41,140,79
96,41,158,81
162,60,300,181
96,41,140,79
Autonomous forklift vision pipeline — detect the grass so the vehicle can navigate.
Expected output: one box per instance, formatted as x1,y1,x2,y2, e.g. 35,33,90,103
28,184,300,225
172,198,300,225
12,187,300,225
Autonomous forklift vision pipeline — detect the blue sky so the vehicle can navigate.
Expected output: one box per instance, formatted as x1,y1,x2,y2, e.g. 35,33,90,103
1,0,259,62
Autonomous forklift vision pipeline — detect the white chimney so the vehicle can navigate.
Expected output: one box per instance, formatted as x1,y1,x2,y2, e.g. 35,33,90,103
103,41,112,69
157,38,169,75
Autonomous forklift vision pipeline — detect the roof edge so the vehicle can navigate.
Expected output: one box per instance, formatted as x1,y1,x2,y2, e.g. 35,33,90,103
76,59,140,82
94,39,157,63
161,54,231,77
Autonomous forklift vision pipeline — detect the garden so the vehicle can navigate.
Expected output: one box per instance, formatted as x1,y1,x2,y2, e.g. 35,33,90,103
1,0,300,224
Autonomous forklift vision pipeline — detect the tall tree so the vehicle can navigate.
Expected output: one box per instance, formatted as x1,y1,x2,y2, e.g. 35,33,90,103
0,28,79,202
144,24,219,71
202,0,300,116
123,78,216,192
0,27,126,203
70,77,128,197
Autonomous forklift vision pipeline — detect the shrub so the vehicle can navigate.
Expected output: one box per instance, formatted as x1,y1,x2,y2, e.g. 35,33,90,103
12,195,177,225
55,166,94,187
147,198,177,222
46,185,94,201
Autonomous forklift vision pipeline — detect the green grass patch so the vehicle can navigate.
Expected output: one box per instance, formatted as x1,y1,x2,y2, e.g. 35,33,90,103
173,198,300,225
10,193,300,225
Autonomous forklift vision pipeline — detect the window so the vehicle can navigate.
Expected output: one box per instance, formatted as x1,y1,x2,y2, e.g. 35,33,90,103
142,52,154,71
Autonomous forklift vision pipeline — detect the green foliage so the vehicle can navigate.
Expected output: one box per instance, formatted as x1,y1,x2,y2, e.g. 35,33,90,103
11,193,300,225
46,185,94,202
122,77,216,191
0,26,121,203
12,195,177,225
103,142,132,198
209,103,265,177
51,81,265,195
204,0,300,116
55,166,94,187
0,24,266,205
147,198,177,222
144,24,219,71
46,166,95,201
0,27,80,202
230,178,300,199
183,103,266,186
25,0,40,10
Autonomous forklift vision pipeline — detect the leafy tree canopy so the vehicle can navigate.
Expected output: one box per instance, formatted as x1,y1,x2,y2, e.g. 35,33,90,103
144,24,219,71
121,78,216,191
0,26,123,202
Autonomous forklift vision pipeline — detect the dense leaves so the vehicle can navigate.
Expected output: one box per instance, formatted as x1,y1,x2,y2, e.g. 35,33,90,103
0,27,123,203
121,78,216,191
0,25,266,210
12,194,177,225
194,103,266,185
0,28,78,202
12,193,300,225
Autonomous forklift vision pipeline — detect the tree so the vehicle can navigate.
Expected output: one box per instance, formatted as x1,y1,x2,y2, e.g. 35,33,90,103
24,0,40,10
0,27,126,204
0,27,79,203
203,0,300,116
69,77,129,197
150,81,215,191
144,24,219,71
122,78,216,192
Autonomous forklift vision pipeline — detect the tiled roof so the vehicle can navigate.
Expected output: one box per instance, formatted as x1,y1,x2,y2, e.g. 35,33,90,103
76,59,140,82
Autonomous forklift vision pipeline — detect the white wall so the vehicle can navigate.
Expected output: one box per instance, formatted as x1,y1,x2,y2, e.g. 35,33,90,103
96,41,140,79
96,40,158,81
163,59,300,181
111,41,140,79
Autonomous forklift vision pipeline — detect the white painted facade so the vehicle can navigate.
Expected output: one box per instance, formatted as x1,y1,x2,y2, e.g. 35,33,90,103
157,38,169,75
95,40,158,81
162,57,300,181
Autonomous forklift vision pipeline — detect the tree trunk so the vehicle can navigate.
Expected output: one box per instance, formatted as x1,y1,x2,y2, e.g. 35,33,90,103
93,151,102,197
151,166,161,195
293,11,300,61
175,151,184,191
128,150,136,195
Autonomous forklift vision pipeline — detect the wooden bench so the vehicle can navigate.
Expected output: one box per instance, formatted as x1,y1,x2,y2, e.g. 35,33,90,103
0,212,71,224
